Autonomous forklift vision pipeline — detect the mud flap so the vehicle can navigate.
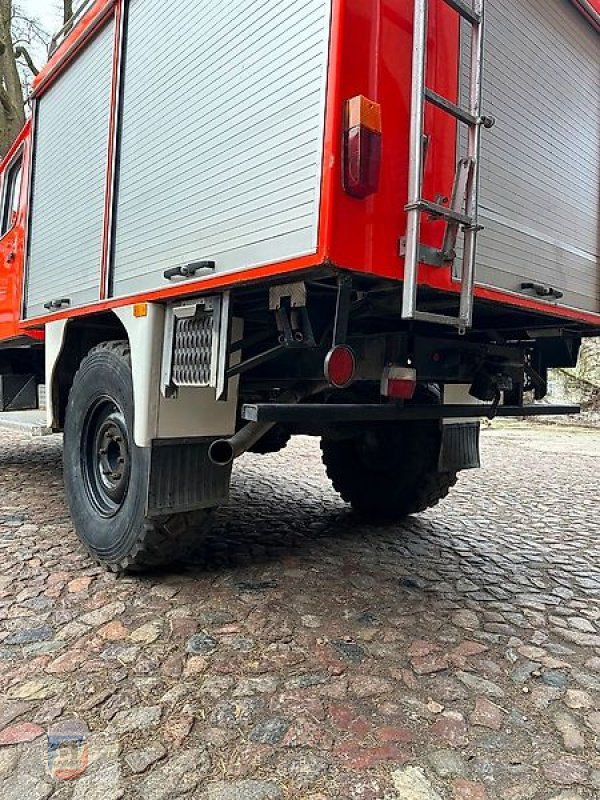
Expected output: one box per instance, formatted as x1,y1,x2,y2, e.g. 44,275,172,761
439,422,481,472
0,374,38,411
147,439,232,517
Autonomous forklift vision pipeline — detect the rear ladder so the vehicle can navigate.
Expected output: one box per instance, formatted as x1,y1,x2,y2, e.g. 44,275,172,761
401,0,494,330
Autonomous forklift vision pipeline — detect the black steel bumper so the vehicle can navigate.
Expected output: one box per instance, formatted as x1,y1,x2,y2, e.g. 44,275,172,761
241,403,580,424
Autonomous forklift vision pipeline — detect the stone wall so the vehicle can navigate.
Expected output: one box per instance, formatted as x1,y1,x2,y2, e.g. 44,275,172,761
547,340,600,425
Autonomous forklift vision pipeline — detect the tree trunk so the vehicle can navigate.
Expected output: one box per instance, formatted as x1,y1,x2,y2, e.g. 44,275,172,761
0,0,25,158
63,0,73,27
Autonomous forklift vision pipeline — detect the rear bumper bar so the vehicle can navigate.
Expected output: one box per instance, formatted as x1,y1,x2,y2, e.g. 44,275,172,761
241,403,580,424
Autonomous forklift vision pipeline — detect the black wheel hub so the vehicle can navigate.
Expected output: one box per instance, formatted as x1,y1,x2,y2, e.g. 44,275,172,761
357,427,400,471
82,398,131,518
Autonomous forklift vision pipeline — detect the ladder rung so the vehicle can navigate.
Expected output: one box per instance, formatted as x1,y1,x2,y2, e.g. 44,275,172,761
405,200,473,227
425,89,478,126
440,0,481,24
407,309,468,329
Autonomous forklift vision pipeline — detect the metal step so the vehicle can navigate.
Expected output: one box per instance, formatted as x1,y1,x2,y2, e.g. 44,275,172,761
425,88,478,126
405,199,474,227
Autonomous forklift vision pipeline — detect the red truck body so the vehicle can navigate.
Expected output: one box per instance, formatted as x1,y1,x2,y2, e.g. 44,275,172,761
0,0,598,345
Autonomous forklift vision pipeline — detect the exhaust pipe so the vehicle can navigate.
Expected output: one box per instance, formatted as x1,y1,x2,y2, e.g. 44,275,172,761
208,382,327,467
208,421,276,467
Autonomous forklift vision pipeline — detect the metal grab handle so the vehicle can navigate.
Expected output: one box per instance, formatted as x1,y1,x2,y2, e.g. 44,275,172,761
520,282,564,301
43,298,71,311
163,261,216,281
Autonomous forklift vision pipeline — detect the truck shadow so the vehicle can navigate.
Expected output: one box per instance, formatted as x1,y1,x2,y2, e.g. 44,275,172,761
0,433,448,578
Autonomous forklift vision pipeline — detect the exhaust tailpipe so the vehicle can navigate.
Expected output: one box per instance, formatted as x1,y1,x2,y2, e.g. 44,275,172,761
208,381,327,467
208,421,275,467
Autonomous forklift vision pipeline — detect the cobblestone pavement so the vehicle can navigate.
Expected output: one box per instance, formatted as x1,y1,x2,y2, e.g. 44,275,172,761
0,424,599,800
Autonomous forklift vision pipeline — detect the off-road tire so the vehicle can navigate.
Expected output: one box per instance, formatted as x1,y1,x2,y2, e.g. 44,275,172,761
321,420,458,520
63,340,213,572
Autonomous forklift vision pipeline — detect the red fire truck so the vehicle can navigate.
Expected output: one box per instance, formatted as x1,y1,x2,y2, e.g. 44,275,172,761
0,0,598,570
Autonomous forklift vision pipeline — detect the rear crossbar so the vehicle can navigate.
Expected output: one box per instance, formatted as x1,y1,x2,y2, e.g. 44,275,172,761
241,403,580,424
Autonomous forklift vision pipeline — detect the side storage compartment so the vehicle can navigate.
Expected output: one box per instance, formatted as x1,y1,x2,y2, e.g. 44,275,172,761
25,17,115,318
111,0,332,297
462,0,599,313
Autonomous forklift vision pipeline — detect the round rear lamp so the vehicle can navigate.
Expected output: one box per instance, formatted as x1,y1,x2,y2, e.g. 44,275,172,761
324,345,356,388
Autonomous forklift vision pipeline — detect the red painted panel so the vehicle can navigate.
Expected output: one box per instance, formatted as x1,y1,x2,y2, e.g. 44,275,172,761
326,0,460,283
100,0,123,300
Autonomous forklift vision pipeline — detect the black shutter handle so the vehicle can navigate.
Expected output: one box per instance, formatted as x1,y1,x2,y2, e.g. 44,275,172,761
43,298,71,311
520,282,563,301
164,261,216,281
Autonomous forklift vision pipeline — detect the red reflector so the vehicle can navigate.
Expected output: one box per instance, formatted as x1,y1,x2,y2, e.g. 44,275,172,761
343,126,382,199
325,345,356,388
381,366,417,400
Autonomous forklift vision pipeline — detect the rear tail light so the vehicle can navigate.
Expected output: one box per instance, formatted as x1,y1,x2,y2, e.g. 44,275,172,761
325,345,356,388
343,95,382,199
381,366,417,400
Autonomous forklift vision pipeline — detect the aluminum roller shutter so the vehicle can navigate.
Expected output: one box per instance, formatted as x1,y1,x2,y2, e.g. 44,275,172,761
111,0,332,298
25,19,115,319
460,0,599,313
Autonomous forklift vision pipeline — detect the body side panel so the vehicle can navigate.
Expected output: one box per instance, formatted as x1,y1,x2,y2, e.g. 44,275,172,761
110,0,333,298
25,17,116,318
461,0,599,313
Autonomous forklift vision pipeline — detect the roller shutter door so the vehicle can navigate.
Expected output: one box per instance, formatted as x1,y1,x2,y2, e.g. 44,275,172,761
25,20,114,318
462,0,599,313
111,0,331,298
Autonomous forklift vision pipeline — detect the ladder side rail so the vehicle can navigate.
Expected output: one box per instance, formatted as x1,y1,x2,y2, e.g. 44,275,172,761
459,0,485,326
402,0,429,322
441,157,474,260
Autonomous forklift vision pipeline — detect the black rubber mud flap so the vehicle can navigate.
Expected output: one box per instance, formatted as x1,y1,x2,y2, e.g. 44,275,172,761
147,439,232,518
439,422,481,473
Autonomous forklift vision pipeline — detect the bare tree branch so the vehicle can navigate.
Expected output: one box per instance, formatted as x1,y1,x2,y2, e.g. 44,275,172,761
15,44,39,75
0,0,69,156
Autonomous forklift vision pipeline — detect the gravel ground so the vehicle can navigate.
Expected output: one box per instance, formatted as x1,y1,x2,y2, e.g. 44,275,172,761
0,425,599,799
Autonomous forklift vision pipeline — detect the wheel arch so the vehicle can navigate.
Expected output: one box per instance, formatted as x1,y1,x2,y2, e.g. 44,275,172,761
47,311,128,431
47,298,240,447
46,306,164,444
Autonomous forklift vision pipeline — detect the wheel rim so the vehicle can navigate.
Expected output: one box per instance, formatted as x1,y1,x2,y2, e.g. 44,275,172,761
81,397,131,518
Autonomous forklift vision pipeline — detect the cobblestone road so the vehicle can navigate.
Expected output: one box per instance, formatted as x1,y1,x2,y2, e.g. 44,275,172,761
0,425,599,800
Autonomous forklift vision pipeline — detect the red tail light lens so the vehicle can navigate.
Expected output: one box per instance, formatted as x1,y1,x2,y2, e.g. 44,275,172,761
343,95,382,199
325,345,356,388
381,366,417,400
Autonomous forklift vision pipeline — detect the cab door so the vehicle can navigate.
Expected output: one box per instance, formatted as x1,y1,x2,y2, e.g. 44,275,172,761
0,147,25,341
